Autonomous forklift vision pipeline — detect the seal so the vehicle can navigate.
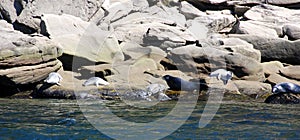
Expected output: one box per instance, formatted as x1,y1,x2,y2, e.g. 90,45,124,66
83,77,109,87
272,82,300,94
44,72,63,86
162,75,200,91
209,69,233,85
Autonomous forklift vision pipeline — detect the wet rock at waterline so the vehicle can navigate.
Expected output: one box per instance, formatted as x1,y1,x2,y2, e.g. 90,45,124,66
265,93,300,104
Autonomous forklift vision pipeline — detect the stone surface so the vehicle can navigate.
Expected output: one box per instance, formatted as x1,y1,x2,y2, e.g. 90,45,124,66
0,0,18,23
180,1,206,20
229,34,300,65
16,0,104,32
41,14,124,63
218,38,261,62
114,17,195,49
265,93,300,104
267,0,300,5
170,45,265,81
235,21,278,37
283,24,300,40
261,61,284,75
279,66,300,80
233,80,272,98
244,4,300,23
266,73,300,85
0,21,63,88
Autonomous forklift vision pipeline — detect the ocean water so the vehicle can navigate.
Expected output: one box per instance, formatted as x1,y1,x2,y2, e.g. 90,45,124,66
0,98,299,139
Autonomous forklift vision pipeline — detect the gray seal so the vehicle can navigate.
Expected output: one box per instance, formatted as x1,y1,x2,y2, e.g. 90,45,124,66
209,69,233,85
272,82,300,94
83,77,109,87
44,72,63,86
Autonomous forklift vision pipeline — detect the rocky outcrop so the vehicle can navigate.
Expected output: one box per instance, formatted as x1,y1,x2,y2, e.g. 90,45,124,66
169,45,264,81
0,20,62,95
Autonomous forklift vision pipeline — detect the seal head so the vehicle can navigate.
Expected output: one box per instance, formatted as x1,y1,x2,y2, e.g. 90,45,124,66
272,82,300,94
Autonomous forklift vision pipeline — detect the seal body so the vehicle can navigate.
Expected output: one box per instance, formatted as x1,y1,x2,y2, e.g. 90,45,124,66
44,72,63,85
272,82,300,94
83,77,109,87
209,69,233,85
162,75,199,91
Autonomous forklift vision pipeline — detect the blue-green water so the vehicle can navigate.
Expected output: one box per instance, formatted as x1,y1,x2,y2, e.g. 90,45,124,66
0,98,299,139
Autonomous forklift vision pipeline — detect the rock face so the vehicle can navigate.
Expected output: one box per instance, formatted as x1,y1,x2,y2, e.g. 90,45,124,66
2,0,300,103
170,45,264,81
0,20,62,95
41,14,124,63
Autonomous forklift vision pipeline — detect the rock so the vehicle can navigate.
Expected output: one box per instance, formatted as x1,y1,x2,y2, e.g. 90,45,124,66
121,42,167,63
279,66,300,80
235,21,278,37
199,0,227,4
264,93,300,104
188,10,236,33
16,0,104,32
283,24,300,40
244,4,300,23
170,45,265,81
233,5,251,17
179,1,206,20
0,0,19,23
0,22,63,88
233,80,272,98
218,38,261,62
41,14,124,63
266,73,300,85
267,0,300,5
114,17,196,50
261,61,284,75
229,34,300,65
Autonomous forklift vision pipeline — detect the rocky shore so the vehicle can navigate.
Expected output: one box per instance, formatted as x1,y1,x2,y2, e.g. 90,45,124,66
1,0,300,104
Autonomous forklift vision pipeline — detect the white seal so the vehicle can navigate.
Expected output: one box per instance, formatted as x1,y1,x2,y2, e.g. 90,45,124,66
83,77,109,87
209,69,233,85
44,72,63,86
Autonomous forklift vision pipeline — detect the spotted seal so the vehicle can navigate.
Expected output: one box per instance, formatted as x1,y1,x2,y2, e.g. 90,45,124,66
272,82,300,94
83,77,109,87
44,72,63,86
209,69,233,85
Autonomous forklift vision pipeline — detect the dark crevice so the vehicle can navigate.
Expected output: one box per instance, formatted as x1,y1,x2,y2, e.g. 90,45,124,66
13,21,37,34
14,0,23,16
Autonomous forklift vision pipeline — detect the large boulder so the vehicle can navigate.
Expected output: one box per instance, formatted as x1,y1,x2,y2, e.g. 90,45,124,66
283,24,300,40
169,45,265,81
0,0,19,23
229,34,300,65
244,4,300,23
267,0,300,5
114,17,196,50
266,73,300,85
234,21,278,38
261,61,284,75
0,20,62,91
233,80,272,98
15,0,104,32
41,14,124,63
279,66,300,80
